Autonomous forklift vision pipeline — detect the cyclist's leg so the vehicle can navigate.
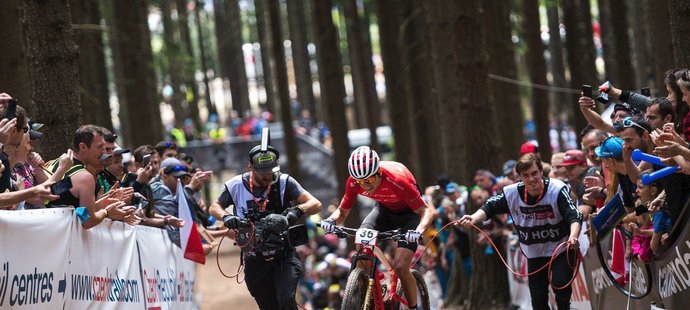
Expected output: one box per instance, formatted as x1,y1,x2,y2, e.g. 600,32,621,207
392,209,420,308
358,206,387,270
273,252,303,310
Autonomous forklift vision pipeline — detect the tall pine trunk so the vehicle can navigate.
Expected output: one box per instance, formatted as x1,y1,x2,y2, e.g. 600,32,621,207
400,0,440,187
0,0,33,113
176,0,203,133
267,0,300,178
422,1,507,307
343,0,380,151
546,1,568,150
111,0,164,146
562,0,597,133
193,0,217,117
311,0,359,227
162,0,189,128
522,0,552,160
669,0,690,67
376,0,413,167
227,0,250,115
646,0,674,93
254,0,276,113
627,0,653,89
484,0,524,162
286,0,318,123
21,0,82,159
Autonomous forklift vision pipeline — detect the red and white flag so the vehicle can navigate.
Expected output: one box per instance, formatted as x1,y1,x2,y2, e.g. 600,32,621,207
177,180,206,264
610,229,628,285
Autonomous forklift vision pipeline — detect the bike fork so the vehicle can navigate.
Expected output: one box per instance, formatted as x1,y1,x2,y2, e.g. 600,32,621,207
363,278,375,309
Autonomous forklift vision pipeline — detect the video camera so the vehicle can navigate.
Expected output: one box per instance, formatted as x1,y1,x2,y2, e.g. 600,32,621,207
237,207,308,252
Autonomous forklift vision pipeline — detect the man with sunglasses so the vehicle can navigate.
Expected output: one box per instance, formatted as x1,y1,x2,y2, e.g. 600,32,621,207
320,146,436,310
151,157,201,247
209,142,322,309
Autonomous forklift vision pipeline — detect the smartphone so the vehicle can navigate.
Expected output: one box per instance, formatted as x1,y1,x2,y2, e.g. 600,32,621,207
142,154,151,167
641,87,651,97
50,178,73,195
582,85,593,98
6,99,17,120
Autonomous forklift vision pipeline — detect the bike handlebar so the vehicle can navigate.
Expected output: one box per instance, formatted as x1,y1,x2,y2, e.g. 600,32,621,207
316,223,416,242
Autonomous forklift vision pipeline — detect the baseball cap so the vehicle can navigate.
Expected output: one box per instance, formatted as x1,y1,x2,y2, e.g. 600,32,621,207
520,141,539,155
161,158,190,177
502,160,517,176
250,149,279,173
445,182,460,193
595,137,624,159
562,150,587,166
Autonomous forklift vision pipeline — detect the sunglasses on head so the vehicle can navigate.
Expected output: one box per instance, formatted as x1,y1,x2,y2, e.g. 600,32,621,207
355,174,378,185
613,117,647,132
164,164,188,174
163,141,177,149
682,69,690,82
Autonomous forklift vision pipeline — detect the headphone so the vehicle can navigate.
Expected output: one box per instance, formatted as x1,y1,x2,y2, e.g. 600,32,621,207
248,145,280,164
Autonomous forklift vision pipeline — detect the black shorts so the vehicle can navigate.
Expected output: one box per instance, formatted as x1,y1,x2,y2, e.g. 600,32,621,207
361,206,420,252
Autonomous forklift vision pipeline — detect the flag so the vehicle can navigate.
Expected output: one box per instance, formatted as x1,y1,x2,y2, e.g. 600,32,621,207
610,229,628,285
177,180,206,264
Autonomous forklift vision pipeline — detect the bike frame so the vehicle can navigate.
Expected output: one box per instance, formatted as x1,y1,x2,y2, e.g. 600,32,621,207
350,242,408,309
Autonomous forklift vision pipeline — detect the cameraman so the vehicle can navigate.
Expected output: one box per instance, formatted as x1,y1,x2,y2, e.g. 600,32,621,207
209,144,322,310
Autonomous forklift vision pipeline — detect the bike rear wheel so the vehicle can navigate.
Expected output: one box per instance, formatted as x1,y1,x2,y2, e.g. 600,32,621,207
394,269,431,310
342,267,370,310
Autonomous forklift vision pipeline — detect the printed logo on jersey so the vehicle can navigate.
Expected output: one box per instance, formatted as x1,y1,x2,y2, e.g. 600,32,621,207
519,204,555,220
515,223,568,245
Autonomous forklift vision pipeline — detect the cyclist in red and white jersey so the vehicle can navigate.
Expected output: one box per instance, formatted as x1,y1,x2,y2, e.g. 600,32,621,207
321,146,436,310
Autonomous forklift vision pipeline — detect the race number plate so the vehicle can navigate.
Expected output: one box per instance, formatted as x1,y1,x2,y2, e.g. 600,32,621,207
355,228,378,246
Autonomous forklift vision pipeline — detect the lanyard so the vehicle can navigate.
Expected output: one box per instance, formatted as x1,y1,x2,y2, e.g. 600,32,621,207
249,172,271,212
523,182,545,205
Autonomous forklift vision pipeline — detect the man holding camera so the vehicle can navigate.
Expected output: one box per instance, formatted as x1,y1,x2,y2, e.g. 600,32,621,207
209,143,321,310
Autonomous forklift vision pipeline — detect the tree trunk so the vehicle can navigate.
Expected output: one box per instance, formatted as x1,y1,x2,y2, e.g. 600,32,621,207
646,0,674,93
343,0,380,151
669,0,690,68
311,0,358,226
562,0,596,133
71,0,112,130
162,0,190,128
254,0,277,114
111,0,164,147
267,0,300,179
175,0,203,133
627,0,653,90
286,0,318,123
194,0,217,117
0,0,33,113
376,0,413,167
522,0,552,161
421,1,508,307
21,0,81,159
546,1,568,151
400,0,440,187
598,0,636,90
484,0,524,162
226,0,250,115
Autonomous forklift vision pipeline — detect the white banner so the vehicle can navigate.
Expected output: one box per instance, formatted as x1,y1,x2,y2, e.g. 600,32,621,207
66,218,144,309
0,208,197,309
0,209,73,309
136,225,196,310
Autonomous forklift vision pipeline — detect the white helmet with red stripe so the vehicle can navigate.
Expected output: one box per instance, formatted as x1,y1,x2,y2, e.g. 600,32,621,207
348,146,380,179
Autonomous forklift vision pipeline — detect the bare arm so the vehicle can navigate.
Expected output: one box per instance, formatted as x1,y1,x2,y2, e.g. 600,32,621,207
413,202,437,233
209,201,229,221
295,191,322,216
579,96,616,134
327,207,352,226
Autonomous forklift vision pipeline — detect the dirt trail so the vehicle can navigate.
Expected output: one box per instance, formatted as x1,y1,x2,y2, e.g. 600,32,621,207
195,239,258,309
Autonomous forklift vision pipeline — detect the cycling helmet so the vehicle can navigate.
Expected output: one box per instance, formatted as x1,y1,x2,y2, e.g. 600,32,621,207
347,146,380,179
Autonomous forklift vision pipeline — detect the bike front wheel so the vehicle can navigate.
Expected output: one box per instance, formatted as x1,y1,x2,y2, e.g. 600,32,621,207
342,267,370,310
395,269,431,310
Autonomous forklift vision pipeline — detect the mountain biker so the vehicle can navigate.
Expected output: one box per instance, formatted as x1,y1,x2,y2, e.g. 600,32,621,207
458,153,582,310
320,146,436,310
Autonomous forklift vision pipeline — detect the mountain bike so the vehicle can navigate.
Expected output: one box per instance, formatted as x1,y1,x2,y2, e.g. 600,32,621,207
319,224,430,310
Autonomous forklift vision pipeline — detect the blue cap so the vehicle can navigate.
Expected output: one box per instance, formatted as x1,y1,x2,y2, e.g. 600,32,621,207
595,137,624,159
